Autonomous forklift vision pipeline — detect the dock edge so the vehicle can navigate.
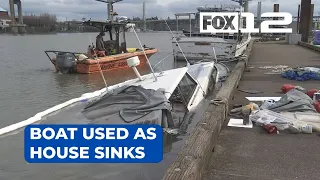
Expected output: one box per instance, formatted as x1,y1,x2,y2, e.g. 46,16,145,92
162,39,256,180
298,41,320,53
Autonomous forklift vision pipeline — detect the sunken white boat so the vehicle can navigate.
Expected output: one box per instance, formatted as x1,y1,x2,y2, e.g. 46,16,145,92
37,58,216,129
173,3,251,61
0,60,219,179
0,54,218,137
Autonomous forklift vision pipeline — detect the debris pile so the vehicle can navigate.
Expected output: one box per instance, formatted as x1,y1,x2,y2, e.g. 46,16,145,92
229,85,320,134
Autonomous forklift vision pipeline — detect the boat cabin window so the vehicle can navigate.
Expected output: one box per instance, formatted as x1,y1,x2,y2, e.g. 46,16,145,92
171,73,198,107
102,24,127,55
83,21,128,56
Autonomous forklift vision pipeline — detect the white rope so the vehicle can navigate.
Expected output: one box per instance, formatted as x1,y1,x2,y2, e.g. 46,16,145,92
164,20,190,66
212,46,218,63
131,26,157,81
89,36,108,89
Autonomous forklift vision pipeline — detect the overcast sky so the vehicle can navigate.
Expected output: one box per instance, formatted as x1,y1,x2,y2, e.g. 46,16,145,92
0,0,319,21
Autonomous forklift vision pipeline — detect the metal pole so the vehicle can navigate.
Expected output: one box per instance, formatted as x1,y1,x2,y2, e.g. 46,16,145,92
189,14,191,36
107,3,110,21
143,1,146,31
176,15,178,33
257,1,262,35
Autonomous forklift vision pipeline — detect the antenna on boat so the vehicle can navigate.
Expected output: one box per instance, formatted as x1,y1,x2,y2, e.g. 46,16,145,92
164,20,190,66
130,25,158,82
88,36,108,89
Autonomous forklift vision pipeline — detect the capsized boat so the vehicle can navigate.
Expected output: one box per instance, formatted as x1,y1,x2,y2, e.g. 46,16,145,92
45,21,158,74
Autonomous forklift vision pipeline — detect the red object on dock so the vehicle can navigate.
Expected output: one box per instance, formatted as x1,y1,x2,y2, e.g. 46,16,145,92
314,101,320,113
306,89,319,98
281,84,295,93
263,124,278,134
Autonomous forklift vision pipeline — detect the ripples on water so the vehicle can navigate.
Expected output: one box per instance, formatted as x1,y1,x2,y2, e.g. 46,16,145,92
0,32,174,128
0,32,197,180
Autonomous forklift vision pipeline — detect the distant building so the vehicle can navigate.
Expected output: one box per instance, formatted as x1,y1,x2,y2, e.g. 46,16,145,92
0,7,11,29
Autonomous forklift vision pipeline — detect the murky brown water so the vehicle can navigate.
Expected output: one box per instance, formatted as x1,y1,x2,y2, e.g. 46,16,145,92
0,32,175,128
0,32,199,180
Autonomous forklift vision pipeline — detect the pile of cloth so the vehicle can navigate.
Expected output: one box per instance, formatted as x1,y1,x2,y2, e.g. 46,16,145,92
281,67,320,81
230,89,320,134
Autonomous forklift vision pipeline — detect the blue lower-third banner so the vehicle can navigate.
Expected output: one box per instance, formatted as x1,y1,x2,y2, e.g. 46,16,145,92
24,124,163,163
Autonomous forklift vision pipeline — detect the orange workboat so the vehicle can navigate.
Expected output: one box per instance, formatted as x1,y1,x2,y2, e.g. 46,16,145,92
45,21,158,74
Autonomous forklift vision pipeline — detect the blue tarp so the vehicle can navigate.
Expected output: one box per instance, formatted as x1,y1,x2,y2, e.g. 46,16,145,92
314,31,320,45
282,67,320,81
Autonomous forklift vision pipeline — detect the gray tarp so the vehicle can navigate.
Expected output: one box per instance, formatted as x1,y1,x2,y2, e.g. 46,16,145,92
265,89,317,113
82,85,174,128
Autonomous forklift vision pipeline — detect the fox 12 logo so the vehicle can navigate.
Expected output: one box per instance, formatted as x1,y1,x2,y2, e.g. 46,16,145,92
200,12,292,33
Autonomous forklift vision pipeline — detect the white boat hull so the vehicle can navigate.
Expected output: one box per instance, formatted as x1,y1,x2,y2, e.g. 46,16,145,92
235,34,252,57
173,35,251,61
173,37,236,61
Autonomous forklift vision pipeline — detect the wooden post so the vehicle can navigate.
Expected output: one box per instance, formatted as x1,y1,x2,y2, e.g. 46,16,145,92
299,0,311,42
273,4,279,19
297,5,300,33
257,1,262,35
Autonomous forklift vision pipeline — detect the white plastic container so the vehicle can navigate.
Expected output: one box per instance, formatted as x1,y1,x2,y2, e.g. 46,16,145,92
127,56,140,67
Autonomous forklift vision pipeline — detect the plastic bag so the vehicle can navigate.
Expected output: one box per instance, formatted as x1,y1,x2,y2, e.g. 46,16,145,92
250,109,296,130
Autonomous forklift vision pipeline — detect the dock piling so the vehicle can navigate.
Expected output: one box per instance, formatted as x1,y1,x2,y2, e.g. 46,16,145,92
299,0,311,42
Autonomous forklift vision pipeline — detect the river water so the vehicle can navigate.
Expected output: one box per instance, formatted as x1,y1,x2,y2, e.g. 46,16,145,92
0,32,201,180
0,32,175,128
